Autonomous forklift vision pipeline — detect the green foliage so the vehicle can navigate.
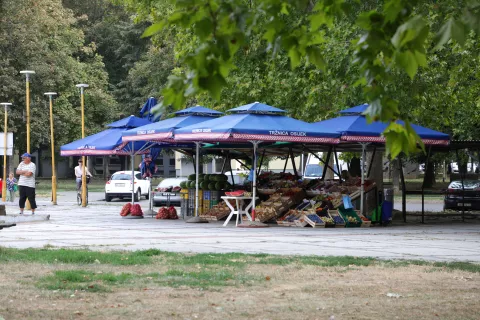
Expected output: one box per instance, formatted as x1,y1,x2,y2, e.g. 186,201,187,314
0,0,118,152
117,0,479,159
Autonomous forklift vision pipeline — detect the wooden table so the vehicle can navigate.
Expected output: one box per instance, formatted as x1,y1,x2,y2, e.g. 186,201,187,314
221,196,257,227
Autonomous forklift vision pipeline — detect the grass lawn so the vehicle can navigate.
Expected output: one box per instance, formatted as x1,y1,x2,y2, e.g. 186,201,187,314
0,247,478,320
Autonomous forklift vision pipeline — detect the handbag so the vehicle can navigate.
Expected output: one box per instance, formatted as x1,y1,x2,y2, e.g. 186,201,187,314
13,184,18,192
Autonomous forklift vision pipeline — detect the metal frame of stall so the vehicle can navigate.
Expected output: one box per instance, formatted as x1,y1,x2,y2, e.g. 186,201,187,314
399,140,480,224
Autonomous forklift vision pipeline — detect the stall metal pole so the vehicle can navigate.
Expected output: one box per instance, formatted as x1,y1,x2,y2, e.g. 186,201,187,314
289,147,298,177
283,156,288,173
131,142,135,205
257,149,266,176
367,146,376,177
360,143,369,215
195,142,200,217
456,149,465,222
398,157,407,222
421,146,432,224
250,141,261,221
302,145,338,177
333,146,342,183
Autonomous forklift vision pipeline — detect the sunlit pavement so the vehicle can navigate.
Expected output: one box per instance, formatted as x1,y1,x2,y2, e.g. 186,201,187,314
1,192,479,263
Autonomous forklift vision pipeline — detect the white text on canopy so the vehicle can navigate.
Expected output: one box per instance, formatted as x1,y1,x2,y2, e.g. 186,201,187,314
269,130,307,137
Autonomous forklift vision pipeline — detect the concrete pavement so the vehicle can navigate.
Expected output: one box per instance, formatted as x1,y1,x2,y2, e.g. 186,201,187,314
0,191,479,263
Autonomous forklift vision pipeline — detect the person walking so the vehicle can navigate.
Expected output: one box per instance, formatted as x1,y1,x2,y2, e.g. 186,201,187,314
16,152,37,214
6,172,17,202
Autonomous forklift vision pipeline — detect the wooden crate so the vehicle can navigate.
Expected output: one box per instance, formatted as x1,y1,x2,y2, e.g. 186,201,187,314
294,216,309,227
331,198,343,208
355,210,372,227
328,210,346,228
348,189,361,201
302,213,326,228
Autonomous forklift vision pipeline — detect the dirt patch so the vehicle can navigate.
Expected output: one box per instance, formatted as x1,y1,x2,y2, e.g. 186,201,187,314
0,261,478,320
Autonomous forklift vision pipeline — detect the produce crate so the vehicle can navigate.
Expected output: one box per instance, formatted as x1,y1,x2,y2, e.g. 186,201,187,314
203,199,210,213
294,216,309,227
328,210,346,228
348,190,361,201
204,211,230,221
337,207,362,227
315,209,335,228
210,190,225,201
277,210,302,226
302,213,326,228
295,200,313,211
254,207,277,223
331,197,343,208
306,190,322,197
210,200,219,208
355,210,371,227
203,191,211,200
258,188,277,195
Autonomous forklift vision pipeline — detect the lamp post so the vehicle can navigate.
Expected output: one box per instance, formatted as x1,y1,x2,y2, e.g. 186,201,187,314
44,92,57,205
19,71,35,153
20,71,35,210
1,103,12,203
76,84,89,207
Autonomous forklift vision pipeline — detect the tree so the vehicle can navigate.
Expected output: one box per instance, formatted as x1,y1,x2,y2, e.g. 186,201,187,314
118,0,480,158
0,0,118,152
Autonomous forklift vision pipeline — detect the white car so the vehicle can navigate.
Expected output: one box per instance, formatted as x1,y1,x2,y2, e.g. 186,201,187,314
105,171,151,202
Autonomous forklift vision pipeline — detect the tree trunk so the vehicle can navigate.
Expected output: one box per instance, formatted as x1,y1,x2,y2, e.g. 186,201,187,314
423,161,436,188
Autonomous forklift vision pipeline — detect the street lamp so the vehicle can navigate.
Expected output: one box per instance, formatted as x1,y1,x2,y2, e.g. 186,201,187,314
1,103,13,202
76,84,89,207
19,71,35,153
20,70,35,210
44,92,57,205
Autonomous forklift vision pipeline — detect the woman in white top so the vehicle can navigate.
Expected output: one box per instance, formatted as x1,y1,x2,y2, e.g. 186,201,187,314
74,159,93,191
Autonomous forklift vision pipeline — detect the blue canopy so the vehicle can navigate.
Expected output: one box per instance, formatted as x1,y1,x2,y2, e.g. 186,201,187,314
139,97,161,122
314,104,450,145
174,102,340,143
61,116,152,156
122,106,223,142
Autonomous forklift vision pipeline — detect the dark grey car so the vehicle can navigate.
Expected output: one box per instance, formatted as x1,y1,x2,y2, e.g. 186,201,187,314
153,177,188,206
444,180,480,210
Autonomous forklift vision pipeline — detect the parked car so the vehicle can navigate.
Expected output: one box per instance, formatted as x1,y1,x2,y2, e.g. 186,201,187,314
444,180,480,210
105,171,151,202
153,177,188,206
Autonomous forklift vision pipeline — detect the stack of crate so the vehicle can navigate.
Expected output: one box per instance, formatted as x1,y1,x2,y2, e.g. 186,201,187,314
188,189,203,215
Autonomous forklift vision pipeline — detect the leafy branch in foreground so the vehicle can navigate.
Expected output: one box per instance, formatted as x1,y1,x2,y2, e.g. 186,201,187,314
130,0,478,158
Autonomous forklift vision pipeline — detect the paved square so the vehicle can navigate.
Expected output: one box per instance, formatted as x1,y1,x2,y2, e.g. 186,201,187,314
1,192,479,263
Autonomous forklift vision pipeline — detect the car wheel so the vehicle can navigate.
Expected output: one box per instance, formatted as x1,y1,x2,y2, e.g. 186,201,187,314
105,193,112,202
134,189,141,202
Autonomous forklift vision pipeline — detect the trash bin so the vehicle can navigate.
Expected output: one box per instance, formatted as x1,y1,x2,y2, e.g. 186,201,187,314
382,188,394,224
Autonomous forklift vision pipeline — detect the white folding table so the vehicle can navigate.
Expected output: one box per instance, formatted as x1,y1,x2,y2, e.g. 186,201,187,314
221,196,257,226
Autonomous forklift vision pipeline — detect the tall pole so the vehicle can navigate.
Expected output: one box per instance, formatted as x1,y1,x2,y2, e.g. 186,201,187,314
45,93,57,205
76,84,89,207
20,71,35,153
20,71,35,210
1,103,12,202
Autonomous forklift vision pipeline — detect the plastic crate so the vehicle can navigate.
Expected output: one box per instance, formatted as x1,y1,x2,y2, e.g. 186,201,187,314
338,207,362,227
203,191,211,200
